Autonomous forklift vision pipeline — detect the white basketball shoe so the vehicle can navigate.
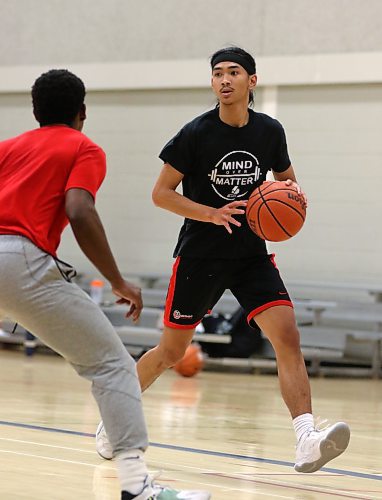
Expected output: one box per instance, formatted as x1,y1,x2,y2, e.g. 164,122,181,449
96,421,113,460
295,421,350,473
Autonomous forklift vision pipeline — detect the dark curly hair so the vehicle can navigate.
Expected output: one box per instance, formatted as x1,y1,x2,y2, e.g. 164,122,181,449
210,46,256,107
32,69,86,126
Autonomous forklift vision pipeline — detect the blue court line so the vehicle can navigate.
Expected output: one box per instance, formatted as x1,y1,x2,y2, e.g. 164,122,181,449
0,420,380,482
0,420,94,437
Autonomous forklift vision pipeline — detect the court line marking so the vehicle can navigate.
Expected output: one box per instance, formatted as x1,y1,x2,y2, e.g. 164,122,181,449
205,471,377,500
152,460,381,499
1,442,381,500
0,449,96,467
0,450,322,500
0,437,95,454
0,420,381,482
0,420,94,437
1,449,371,500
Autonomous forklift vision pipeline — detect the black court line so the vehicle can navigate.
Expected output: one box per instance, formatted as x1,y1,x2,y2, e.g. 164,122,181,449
0,420,380,482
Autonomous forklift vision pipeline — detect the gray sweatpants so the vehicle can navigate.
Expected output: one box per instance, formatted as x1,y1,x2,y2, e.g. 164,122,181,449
0,235,148,455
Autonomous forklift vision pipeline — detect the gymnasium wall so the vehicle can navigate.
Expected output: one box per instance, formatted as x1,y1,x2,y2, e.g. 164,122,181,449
1,0,382,64
273,84,382,283
1,0,382,285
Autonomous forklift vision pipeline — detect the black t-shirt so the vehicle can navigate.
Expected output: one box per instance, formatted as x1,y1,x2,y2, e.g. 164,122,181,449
159,108,291,259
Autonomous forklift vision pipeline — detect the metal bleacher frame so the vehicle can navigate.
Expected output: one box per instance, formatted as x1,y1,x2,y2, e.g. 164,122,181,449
101,284,382,378
1,275,382,378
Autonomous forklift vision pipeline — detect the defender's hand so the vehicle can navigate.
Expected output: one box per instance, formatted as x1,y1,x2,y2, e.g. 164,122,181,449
111,280,143,322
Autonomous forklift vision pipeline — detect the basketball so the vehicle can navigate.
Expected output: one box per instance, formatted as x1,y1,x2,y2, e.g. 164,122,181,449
246,181,307,242
173,344,204,378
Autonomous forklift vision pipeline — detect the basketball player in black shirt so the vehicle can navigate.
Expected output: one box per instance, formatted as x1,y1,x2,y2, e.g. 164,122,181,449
97,46,350,474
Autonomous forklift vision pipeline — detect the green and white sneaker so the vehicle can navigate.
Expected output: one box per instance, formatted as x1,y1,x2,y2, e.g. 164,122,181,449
121,475,211,499
153,483,211,499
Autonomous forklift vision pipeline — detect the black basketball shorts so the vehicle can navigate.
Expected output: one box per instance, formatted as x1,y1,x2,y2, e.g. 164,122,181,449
163,253,293,329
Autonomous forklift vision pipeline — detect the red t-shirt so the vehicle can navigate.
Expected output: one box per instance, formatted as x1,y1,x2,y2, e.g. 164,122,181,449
0,125,106,256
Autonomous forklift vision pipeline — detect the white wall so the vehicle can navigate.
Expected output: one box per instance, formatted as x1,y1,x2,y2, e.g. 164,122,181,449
4,79,382,285
271,84,382,283
1,0,382,65
1,0,382,286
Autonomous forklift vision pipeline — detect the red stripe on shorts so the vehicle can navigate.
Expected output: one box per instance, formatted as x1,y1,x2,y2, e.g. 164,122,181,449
270,253,278,269
247,300,293,324
163,318,201,329
164,256,181,326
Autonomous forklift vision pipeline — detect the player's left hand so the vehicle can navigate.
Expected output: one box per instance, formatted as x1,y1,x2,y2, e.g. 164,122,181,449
284,179,308,206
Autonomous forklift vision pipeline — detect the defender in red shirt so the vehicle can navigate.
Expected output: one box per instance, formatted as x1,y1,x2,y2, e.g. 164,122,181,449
0,124,106,256
0,70,210,500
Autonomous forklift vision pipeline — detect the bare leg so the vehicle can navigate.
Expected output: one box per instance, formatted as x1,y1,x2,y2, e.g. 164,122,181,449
137,326,195,391
255,306,311,418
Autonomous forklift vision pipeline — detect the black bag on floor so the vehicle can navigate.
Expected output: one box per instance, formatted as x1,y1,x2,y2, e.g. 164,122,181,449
199,307,263,358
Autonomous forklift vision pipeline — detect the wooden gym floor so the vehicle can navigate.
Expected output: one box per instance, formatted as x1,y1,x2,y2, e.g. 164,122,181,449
0,350,381,499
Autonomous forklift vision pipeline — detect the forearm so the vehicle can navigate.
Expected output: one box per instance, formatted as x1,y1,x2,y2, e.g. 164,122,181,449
273,165,297,183
152,164,246,233
69,207,123,287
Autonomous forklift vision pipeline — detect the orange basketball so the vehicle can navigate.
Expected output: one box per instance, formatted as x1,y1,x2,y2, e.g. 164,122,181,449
246,181,306,242
173,344,204,378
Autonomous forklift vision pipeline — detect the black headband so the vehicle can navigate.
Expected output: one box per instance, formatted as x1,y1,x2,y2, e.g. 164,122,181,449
211,52,256,75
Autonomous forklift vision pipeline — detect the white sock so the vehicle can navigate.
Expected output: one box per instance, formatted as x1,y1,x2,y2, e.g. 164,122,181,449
116,449,149,495
293,413,315,442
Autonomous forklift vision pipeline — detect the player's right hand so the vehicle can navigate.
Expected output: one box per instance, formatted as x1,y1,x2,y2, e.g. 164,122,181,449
210,200,247,234
111,280,143,322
